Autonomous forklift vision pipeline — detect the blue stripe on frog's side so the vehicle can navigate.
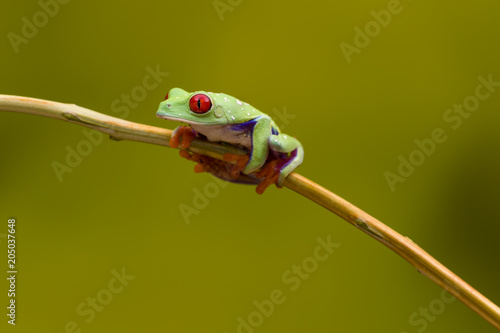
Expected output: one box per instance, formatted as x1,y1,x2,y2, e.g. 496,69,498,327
228,117,258,150
228,116,279,152
229,117,259,133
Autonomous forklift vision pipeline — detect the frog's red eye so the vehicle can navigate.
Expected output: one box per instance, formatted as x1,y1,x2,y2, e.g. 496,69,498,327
189,94,212,114
164,92,169,100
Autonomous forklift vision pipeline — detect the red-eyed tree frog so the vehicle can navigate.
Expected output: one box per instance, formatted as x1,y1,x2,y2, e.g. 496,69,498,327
156,88,303,193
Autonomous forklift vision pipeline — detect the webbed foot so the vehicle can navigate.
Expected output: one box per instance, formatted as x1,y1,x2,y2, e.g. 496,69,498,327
223,153,250,178
255,159,281,194
178,150,258,185
169,126,197,149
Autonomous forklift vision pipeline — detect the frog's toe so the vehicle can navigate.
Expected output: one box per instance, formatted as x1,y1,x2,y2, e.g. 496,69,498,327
193,163,206,173
180,127,197,148
179,149,191,159
169,126,183,148
223,153,250,178
256,173,280,194
169,126,196,149
255,160,280,194
179,150,205,173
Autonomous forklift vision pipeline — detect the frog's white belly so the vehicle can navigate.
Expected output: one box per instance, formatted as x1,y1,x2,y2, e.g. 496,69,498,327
191,124,253,149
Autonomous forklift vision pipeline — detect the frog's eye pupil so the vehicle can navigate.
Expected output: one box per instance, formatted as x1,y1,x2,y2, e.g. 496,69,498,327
189,94,212,114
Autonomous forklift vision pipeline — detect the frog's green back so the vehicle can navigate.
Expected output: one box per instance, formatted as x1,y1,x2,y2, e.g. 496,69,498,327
157,88,268,126
209,91,265,124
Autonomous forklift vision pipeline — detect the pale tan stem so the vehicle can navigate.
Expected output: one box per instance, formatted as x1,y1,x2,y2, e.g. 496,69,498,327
1,94,499,329
0,95,246,160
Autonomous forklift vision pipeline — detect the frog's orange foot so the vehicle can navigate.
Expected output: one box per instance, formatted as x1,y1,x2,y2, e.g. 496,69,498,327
179,150,207,173
169,126,197,149
223,153,250,178
178,149,258,187
255,159,281,194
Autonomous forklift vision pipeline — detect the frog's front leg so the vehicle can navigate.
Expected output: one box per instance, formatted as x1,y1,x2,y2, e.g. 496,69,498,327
242,116,272,174
268,134,304,186
169,125,197,149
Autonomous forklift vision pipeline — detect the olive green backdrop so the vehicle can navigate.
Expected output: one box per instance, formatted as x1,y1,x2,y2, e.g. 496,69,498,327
1,0,499,332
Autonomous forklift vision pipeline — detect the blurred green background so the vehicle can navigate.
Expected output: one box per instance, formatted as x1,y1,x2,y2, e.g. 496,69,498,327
1,0,500,332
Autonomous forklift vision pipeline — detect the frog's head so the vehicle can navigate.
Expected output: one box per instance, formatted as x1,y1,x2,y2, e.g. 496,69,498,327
156,88,227,125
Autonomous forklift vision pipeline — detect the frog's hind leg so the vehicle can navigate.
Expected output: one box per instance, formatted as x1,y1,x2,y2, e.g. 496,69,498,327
268,135,304,186
255,159,281,194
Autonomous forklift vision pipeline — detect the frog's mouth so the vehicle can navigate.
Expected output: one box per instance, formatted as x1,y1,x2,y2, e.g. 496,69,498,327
156,113,184,121
156,113,219,126
156,113,190,123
